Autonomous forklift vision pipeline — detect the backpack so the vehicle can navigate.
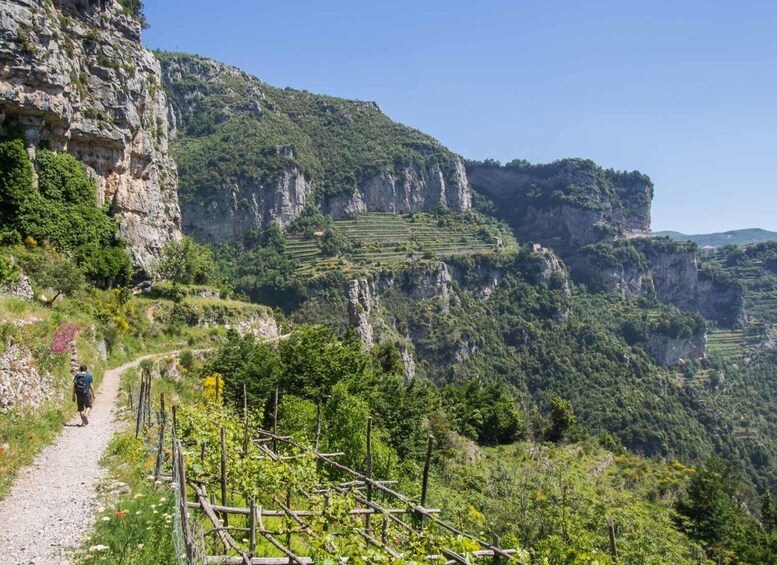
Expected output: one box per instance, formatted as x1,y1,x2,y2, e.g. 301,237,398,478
74,372,90,396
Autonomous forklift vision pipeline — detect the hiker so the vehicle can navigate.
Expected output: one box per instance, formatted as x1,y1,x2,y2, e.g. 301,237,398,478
73,364,96,426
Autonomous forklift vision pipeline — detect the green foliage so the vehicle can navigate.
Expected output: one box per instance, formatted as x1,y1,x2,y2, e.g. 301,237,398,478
13,245,85,303
152,236,217,285
0,140,131,284
676,457,777,563
442,381,524,445
159,51,462,204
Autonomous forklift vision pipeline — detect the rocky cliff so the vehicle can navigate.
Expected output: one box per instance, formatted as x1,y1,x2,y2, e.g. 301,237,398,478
573,238,748,328
0,0,181,270
467,159,652,254
159,52,471,244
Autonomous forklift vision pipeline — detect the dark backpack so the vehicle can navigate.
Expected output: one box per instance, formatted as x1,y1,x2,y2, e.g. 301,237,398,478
74,372,90,396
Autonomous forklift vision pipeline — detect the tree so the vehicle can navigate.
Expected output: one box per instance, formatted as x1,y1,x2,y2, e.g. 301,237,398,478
548,394,576,443
152,236,217,285
16,248,84,304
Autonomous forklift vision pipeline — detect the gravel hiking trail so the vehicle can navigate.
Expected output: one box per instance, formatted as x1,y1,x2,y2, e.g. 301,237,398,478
0,351,177,565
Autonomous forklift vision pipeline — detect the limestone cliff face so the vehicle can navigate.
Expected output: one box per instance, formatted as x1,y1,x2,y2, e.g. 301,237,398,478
467,159,652,254
646,332,707,366
159,52,471,244
182,163,311,243
0,0,181,270
347,278,374,347
573,239,748,328
326,159,471,220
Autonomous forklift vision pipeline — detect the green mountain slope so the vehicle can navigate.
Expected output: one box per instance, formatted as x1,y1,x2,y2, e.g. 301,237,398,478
656,228,777,248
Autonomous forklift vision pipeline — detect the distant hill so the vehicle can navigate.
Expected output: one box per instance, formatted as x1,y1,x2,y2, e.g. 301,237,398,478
655,228,777,248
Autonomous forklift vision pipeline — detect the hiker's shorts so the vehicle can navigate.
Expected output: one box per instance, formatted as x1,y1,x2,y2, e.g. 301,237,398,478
76,393,92,412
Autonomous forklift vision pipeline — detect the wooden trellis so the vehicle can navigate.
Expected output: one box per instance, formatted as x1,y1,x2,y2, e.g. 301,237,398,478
138,371,519,564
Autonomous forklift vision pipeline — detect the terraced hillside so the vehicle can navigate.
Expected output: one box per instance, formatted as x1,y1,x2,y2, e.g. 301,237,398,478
288,212,515,275
699,244,777,360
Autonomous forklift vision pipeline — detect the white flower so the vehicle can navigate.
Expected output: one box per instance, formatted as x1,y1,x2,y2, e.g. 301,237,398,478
133,493,143,499
88,544,109,552
101,517,110,522
137,543,144,549
159,497,166,502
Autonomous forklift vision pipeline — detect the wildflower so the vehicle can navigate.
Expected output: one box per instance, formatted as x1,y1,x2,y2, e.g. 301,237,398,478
101,517,110,522
133,493,143,499
115,510,127,518
159,497,166,502
137,543,144,549
153,510,158,514
88,545,109,552
135,511,142,515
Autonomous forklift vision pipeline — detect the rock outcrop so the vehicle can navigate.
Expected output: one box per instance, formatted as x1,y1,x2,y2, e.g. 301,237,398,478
0,342,55,413
573,238,747,328
646,332,707,366
467,159,652,255
0,0,181,270
159,52,471,244
347,278,375,347
326,159,471,220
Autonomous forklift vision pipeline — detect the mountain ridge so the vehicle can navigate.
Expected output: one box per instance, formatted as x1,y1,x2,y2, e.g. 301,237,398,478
656,228,777,248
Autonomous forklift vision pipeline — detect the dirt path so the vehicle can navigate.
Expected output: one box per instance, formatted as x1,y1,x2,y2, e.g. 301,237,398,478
0,351,178,564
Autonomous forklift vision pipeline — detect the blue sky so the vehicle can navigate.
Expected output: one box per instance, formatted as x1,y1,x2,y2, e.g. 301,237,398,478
144,0,777,233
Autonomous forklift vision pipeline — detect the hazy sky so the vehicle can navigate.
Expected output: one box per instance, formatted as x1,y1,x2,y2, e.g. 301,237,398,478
144,0,777,234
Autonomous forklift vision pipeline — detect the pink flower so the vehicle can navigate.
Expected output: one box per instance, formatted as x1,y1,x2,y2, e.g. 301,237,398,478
50,322,79,354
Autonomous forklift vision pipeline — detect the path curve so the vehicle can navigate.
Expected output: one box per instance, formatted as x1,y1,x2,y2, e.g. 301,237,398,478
0,351,179,564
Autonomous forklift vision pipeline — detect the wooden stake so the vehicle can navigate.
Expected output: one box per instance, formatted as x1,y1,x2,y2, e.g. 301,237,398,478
242,383,249,458
272,388,279,453
135,378,145,438
420,435,433,525
607,517,618,563
286,486,293,565
314,399,322,452
365,417,373,532
493,534,501,564
220,426,229,527
249,497,257,557
176,442,195,564
171,404,178,440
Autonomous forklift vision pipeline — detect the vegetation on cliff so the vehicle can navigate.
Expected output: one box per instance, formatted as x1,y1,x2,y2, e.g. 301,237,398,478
158,52,462,204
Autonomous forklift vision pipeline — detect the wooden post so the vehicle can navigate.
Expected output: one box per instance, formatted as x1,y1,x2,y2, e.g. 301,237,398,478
242,383,249,458
607,517,618,563
420,435,433,526
286,486,293,565
155,410,166,481
492,534,501,565
220,426,229,527
135,378,145,438
365,417,373,532
200,442,206,464
272,388,279,453
176,442,195,564
249,496,257,557
315,399,322,451
171,405,178,440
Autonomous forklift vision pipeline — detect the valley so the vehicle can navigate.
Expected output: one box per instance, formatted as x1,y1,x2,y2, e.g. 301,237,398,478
0,0,776,563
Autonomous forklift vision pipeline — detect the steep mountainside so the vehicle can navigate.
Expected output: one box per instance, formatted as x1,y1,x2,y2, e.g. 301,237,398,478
0,0,181,270
467,158,652,254
656,228,777,248
158,52,471,243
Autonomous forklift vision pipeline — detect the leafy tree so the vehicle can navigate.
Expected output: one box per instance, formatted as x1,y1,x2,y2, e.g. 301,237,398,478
548,394,576,443
152,236,217,285
15,247,84,303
